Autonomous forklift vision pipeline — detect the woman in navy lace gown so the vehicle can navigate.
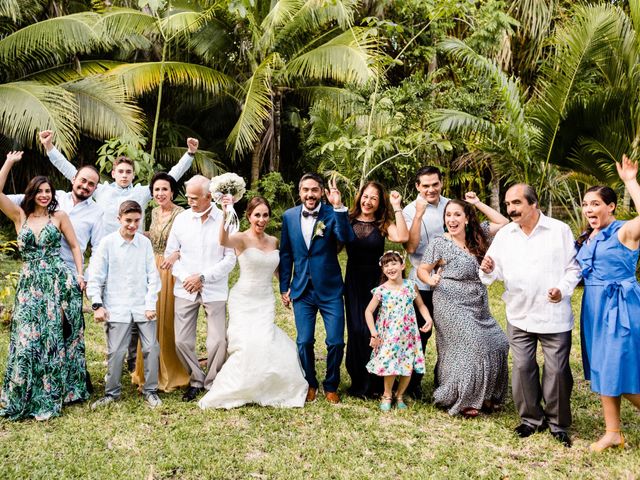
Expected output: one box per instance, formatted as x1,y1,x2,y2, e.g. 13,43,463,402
344,182,409,398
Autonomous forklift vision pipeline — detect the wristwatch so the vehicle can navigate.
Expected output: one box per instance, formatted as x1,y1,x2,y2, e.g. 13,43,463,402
199,274,205,284
91,303,103,311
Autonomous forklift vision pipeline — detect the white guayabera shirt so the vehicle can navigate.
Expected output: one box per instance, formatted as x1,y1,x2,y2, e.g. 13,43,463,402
165,203,236,303
478,213,581,334
87,231,160,323
47,147,194,234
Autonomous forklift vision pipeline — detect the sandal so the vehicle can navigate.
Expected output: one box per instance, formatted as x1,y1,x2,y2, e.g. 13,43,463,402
395,395,408,410
461,408,480,418
379,395,392,412
590,429,625,453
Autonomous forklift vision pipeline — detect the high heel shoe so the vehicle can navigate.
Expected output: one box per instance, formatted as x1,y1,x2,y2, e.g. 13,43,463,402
589,429,625,452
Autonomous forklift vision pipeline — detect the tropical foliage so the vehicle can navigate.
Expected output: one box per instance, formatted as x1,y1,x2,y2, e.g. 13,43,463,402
0,0,638,225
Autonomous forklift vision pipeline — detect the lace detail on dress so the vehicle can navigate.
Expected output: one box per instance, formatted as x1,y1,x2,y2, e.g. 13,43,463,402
352,220,377,240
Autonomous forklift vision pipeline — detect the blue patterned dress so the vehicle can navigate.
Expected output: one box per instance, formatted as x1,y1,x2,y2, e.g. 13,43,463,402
0,221,89,420
366,280,426,377
577,220,640,396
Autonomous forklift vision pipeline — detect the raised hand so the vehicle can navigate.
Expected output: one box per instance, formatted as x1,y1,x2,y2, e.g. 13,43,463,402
39,130,54,151
5,151,23,164
389,190,402,210
616,154,638,184
464,192,480,205
187,137,199,154
324,177,343,208
415,195,428,217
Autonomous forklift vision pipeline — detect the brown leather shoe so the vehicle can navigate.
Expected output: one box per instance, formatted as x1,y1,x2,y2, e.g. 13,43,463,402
306,387,317,402
324,391,340,404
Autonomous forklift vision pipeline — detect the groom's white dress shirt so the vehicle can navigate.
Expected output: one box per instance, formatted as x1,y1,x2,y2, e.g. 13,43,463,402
479,213,581,334
300,205,321,248
165,203,236,302
47,147,194,234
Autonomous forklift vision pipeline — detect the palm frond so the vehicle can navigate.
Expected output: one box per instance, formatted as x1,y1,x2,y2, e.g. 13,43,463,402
284,27,379,87
187,19,234,65
291,86,365,118
95,8,157,49
0,13,103,78
0,81,79,155
431,109,500,145
161,10,209,39
271,0,358,55
439,38,528,152
62,76,146,142
103,61,233,96
0,0,44,23
531,4,621,169
24,60,121,84
226,55,275,161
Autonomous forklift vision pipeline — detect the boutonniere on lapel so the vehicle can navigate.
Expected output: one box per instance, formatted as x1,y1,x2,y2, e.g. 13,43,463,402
313,220,326,240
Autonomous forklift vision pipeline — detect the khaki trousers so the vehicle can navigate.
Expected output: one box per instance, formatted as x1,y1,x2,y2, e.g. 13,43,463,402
174,295,226,389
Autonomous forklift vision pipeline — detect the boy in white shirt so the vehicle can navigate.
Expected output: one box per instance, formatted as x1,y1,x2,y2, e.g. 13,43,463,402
87,201,162,408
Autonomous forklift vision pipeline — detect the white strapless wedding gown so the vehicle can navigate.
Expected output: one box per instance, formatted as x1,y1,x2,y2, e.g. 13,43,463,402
198,248,308,409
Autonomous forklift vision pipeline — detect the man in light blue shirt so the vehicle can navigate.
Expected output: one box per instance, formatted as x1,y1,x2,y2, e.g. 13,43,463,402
402,165,449,398
87,200,162,409
38,130,198,234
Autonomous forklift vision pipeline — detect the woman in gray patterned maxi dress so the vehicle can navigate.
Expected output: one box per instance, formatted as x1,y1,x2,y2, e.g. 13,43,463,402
418,194,509,416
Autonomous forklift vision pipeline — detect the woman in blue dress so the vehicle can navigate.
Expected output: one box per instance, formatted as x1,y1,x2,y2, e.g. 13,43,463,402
576,154,640,452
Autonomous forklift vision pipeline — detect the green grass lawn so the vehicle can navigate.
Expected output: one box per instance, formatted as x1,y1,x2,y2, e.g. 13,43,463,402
0,252,639,479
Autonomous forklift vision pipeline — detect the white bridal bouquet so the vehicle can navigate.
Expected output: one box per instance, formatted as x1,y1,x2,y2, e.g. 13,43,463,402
209,172,246,231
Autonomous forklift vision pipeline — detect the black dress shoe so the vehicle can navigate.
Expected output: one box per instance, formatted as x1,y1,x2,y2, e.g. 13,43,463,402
514,423,547,438
182,386,203,402
551,431,572,448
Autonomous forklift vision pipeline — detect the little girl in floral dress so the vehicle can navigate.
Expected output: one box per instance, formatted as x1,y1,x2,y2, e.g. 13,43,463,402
365,251,432,411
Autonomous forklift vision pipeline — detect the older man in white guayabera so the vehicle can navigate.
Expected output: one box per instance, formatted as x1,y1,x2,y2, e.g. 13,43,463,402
479,183,581,448
165,175,236,403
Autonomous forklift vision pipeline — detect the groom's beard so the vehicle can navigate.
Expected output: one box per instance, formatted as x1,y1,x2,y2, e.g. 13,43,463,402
303,196,319,209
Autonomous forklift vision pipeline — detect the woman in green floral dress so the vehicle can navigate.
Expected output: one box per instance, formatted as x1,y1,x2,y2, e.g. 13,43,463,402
0,151,89,421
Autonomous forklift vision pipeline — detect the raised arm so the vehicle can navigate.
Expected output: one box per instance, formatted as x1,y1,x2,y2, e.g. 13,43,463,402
39,130,77,181
387,191,409,243
618,154,640,249
404,197,427,254
464,192,509,235
219,196,246,251
167,138,198,182
0,152,25,225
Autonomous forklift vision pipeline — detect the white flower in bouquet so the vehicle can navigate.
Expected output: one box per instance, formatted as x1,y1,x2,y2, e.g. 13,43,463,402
209,172,246,231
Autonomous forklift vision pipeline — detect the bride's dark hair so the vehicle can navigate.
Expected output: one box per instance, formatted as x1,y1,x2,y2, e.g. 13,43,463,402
245,196,271,219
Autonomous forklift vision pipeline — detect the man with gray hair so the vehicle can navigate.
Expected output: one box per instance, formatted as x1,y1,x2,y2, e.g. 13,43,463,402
479,183,580,447
165,175,236,402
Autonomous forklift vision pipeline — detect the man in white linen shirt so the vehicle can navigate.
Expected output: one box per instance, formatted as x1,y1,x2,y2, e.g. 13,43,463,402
87,200,161,408
402,165,449,398
38,130,198,233
479,183,580,448
165,175,236,402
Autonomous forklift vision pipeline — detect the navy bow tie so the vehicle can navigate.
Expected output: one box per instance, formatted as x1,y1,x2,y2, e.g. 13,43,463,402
302,210,319,218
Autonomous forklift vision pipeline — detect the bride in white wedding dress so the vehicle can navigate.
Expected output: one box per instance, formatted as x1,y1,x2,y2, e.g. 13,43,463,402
199,196,308,409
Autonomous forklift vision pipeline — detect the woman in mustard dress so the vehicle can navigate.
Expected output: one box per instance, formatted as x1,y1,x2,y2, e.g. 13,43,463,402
132,172,189,391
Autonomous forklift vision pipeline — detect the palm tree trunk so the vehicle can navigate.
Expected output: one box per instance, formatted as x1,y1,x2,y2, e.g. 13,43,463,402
250,139,262,189
269,89,282,173
490,175,500,211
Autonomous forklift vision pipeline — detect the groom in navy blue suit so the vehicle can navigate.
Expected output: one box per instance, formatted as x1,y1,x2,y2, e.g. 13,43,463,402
279,173,355,404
